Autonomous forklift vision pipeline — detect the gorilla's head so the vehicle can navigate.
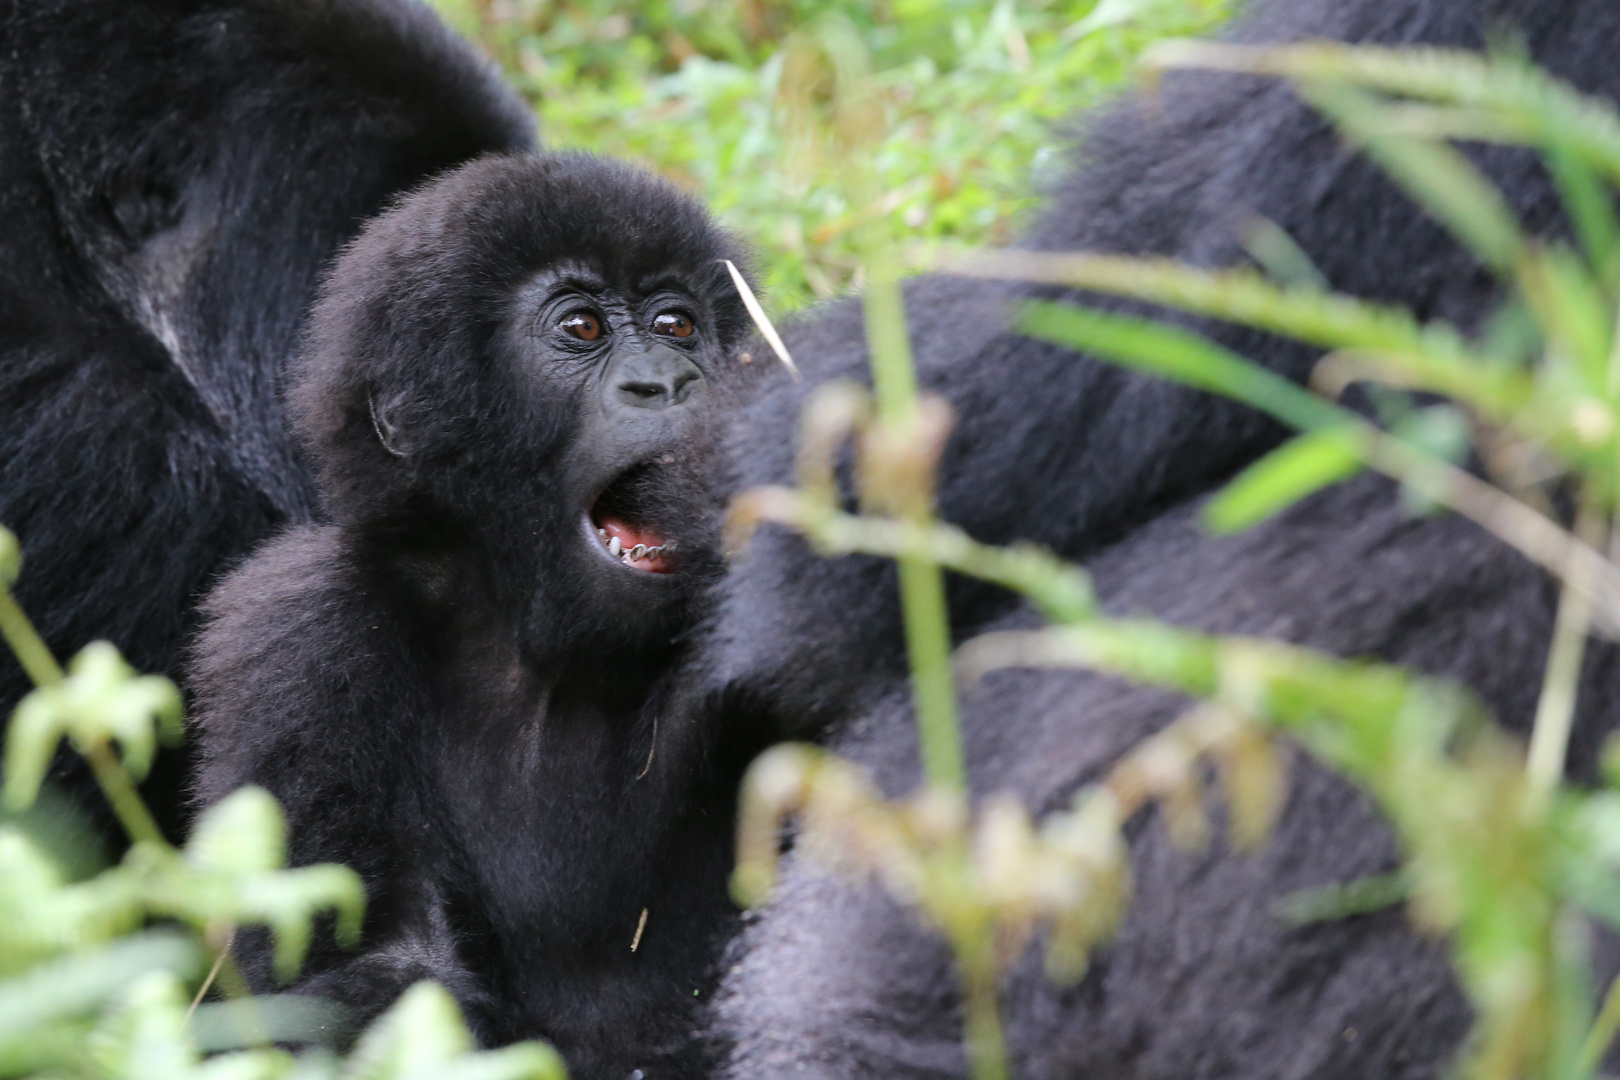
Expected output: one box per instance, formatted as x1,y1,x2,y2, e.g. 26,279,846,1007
291,152,755,659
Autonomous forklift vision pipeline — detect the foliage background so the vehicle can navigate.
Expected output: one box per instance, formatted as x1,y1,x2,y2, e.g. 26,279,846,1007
425,0,1234,310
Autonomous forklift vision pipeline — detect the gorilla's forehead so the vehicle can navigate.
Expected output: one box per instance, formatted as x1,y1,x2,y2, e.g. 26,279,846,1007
513,257,713,303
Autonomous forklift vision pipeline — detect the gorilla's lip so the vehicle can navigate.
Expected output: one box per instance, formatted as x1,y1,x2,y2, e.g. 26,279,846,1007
585,462,677,574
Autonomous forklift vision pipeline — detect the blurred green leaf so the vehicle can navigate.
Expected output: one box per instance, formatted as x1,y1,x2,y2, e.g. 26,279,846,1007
84,971,292,1080
143,788,366,981
1017,299,1344,432
188,995,347,1053
0,528,18,588
343,983,567,1080
1205,426,1366,534
4,643,182,810
1306,80,1526,273
1273,871,1409,926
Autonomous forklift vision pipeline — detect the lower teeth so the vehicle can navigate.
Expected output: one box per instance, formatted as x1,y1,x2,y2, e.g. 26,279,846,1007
597,531,669,562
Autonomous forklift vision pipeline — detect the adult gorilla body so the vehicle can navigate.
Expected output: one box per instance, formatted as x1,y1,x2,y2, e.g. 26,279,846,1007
190,154,761,1078
0,0,531,837
705,0,1620,1076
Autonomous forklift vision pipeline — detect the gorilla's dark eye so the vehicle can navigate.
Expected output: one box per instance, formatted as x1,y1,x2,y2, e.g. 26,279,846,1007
561,311,603,341
652,311,694,339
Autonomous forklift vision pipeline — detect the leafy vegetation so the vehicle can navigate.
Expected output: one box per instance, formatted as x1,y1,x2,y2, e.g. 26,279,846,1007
723,39,1620,1080
426,0,1234,309
0,528,566,1078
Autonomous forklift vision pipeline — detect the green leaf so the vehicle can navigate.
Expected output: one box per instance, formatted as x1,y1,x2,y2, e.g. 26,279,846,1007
1520,245,1614,392
1204,427,1366,534
160,790,367,980
1391,404,1472,464
1273,871,1409,926
1017,300,1345,433
84,970,293,1080
187,787,287,876
0,527,18,587
343,982,567,1080
188,994,348,1053
1307,81,1525,273
0,932,200,1042
4,642,182,810
1546,138,1620,293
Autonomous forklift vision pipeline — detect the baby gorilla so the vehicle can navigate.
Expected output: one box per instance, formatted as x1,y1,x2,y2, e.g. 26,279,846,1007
189,153,757,1077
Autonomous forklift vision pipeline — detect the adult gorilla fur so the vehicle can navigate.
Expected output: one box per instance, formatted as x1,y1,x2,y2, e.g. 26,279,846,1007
0,0,532,838
190,153,761,1078
704,0,1620,1077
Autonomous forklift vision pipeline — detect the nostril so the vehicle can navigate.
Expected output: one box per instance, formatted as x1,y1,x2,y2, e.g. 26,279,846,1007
611,354,703,410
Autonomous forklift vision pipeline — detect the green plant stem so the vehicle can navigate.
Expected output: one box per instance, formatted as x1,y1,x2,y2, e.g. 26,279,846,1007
748,491,1095,623
951,923,1009,1080
1580,971,1620,1075
84,740,166,847
863,267,967,795
2,560,172,848
1526,509,1599,807
863,266,920,424
0,583,64,686
897,554,966,793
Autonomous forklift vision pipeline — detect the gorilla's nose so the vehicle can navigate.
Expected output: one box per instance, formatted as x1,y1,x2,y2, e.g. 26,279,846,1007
612,346,702,410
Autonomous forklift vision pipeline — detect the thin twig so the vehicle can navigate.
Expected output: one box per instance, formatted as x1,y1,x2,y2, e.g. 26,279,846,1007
635,715,658,780
630,907,649,953
1357,431,1620,636
185,926,237,1024
724,260,801,379
1526,507,1601,805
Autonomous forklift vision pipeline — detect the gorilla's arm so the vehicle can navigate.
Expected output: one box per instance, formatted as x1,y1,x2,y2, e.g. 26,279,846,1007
189,527,486,1031
715,471,1616,1080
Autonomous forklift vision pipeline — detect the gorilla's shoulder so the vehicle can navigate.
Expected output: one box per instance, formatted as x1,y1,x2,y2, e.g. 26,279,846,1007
195,525,373,667
188,524,406,807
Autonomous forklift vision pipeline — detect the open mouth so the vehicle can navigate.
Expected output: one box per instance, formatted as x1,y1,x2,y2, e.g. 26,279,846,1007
586,463,677,574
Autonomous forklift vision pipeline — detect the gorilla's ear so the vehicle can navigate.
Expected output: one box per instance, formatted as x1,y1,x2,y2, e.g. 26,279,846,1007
368,391,412,458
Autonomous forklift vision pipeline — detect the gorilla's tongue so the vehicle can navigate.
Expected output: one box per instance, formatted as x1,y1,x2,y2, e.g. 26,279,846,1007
598,516,674,573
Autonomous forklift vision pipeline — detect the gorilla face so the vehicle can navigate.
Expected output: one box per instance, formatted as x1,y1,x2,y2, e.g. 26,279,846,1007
292,152,753,659
516,265,713,570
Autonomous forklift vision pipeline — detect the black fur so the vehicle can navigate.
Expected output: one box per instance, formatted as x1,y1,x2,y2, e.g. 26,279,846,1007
189,153,762,1077
703,0,1620,1076
0,0,533,838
